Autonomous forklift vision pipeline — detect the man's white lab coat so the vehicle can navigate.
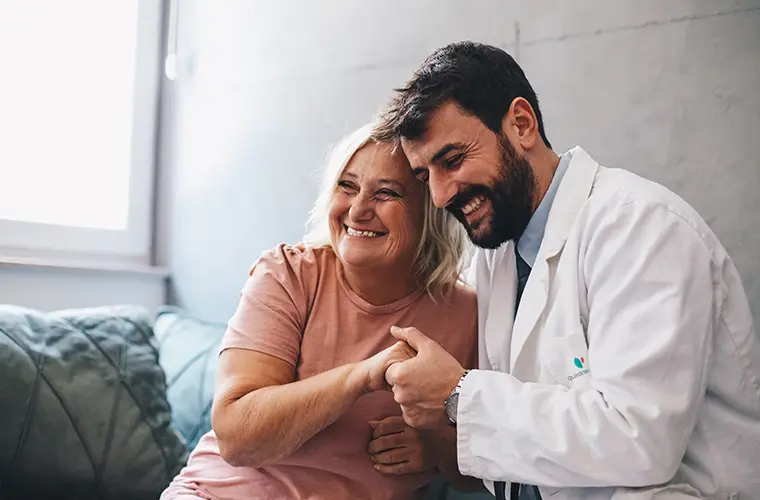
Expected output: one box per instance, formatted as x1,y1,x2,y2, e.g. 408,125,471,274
459,146,760,499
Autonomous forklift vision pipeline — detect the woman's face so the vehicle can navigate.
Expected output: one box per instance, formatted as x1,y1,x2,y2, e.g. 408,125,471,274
329,141,425,274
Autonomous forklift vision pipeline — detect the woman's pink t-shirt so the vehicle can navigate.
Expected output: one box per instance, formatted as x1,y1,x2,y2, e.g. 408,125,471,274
163,244,478,500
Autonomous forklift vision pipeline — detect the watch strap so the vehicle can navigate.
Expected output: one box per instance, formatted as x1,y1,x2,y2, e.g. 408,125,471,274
445,369,470,425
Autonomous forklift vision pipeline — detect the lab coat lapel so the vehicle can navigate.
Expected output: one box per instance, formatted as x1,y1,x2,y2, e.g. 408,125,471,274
510,257,550,371
483,243,516,372
509,147,600,373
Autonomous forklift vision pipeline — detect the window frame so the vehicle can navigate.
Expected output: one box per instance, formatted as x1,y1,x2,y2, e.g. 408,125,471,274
0,0,164,266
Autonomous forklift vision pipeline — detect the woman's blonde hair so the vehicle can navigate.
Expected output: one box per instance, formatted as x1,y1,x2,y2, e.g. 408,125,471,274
303,123,468,293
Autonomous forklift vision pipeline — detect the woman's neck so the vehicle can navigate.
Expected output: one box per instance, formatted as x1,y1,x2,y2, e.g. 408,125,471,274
341,264,421,306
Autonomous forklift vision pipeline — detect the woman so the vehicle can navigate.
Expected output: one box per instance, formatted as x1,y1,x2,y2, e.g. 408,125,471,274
161,124,479,499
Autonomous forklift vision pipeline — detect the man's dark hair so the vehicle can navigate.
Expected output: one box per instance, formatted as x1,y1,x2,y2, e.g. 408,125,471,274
373,41,551,149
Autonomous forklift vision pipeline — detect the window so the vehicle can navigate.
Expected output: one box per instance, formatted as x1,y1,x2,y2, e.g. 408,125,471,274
0,0,163,265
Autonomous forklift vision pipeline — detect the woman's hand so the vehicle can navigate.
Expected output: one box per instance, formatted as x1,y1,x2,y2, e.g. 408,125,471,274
358,341,416,393
367,416,434,474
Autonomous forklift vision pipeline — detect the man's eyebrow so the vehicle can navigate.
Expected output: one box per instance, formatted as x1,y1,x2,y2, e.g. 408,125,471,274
430,143,466,165
410,143,466,173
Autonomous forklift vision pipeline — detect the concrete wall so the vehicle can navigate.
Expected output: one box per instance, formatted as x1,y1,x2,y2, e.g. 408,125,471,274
515,1,760,321
156,0,520,322
157,1,760,324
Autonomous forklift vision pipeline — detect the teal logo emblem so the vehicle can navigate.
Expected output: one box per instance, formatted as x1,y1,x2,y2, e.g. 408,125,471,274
567,357,589,382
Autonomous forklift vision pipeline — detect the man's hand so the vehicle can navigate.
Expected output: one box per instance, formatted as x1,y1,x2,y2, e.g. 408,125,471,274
356,341,416,394
384,326,465,429
368,416,434,475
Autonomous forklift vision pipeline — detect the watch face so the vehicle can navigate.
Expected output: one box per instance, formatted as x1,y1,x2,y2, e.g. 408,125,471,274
445,392,459,423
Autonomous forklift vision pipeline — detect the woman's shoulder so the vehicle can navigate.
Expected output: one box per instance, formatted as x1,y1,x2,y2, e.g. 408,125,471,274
414,282,478,367
243,243,338,314
412,281,477,320
441,281,477,310
250,243,337,279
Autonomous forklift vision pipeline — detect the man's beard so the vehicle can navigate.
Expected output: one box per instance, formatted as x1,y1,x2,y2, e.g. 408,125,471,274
447,136,536,249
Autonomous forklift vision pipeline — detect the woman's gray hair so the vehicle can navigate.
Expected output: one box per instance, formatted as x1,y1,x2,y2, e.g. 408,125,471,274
303,123,468,293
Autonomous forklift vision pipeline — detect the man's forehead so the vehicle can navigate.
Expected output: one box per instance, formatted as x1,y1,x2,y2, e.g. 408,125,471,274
402,104,483,165
401,134,442,165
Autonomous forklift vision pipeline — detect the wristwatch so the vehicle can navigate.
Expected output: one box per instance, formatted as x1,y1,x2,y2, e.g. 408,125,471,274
444,370,470,426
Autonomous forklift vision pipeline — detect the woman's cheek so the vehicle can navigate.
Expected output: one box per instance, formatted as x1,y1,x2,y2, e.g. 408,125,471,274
327,194,349,218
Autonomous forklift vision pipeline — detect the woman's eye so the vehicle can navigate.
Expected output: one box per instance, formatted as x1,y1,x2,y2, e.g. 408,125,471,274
337,181,357,193
377,189,400,200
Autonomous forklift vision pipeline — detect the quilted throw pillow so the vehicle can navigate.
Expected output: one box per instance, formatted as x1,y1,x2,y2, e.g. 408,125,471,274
0,305,188,500
154,306,226,451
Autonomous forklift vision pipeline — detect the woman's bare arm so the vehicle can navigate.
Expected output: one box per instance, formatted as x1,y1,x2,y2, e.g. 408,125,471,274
212,342,413,467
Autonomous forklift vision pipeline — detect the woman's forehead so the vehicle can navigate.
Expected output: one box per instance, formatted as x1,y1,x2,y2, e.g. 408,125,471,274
343,142,413,182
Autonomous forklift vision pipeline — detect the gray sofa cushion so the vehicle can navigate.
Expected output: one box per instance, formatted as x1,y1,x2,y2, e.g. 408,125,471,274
0,305,188,500
154,306,225,451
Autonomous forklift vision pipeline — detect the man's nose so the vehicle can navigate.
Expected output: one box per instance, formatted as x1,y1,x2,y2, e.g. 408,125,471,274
428,169,458,209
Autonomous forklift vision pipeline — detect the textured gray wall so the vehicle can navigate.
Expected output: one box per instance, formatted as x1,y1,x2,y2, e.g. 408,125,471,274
515,1,760,325
157,1,760,325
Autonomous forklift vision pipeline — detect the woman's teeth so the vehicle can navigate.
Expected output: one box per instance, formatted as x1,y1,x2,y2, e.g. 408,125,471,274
462,195,486,215
346,227,382,238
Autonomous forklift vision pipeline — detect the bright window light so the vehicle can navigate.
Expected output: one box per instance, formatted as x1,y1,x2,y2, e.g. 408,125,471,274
0,1,139,231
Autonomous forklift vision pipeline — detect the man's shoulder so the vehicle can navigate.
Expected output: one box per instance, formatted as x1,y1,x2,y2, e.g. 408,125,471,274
589,166,707,230
592,166,678,205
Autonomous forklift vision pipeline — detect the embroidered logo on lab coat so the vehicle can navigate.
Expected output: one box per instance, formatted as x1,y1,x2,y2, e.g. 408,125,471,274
568,357,590,381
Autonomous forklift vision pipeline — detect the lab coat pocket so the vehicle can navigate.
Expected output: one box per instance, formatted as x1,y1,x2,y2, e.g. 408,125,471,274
545,332,590,388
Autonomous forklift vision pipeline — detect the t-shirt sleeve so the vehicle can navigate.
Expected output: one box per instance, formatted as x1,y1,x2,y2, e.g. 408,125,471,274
220,244,317,367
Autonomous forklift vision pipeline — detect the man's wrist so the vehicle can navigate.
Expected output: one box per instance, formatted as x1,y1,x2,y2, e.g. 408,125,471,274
449,367,467,394
444,369,470,425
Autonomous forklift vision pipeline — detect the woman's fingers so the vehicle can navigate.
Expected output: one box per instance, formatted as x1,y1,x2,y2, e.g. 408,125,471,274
371,446,428,474
371,447,410,465
373,462,416,475
385,341,416,367
368,419,430,475
364,341,416,392
368,433,407,454
395,340,417,359
370,416,407,438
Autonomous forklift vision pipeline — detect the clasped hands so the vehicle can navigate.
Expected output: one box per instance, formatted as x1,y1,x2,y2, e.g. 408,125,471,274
361,326,465,474
361,326,466,430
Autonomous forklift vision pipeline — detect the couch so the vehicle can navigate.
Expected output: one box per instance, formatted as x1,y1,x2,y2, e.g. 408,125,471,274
0,304,490,500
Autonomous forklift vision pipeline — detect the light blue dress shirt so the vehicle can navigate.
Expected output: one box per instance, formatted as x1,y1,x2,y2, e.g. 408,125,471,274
516,152,572,267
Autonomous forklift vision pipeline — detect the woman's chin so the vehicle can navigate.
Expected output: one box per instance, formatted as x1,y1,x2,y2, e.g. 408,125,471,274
337,250,379,269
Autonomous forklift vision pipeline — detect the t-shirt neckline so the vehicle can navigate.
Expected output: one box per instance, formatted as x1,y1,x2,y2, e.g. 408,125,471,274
335,261,426,315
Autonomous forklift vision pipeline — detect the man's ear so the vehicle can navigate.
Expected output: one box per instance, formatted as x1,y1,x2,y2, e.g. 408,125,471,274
501,97,538,150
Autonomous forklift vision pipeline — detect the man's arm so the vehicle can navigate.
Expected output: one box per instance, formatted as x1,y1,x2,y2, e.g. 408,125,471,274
388,202,715,487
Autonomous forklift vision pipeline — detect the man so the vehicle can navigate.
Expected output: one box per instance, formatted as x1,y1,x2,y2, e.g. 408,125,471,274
374,41,760,499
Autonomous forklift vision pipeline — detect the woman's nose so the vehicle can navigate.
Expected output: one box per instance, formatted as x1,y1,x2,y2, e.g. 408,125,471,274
348,193,373,222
